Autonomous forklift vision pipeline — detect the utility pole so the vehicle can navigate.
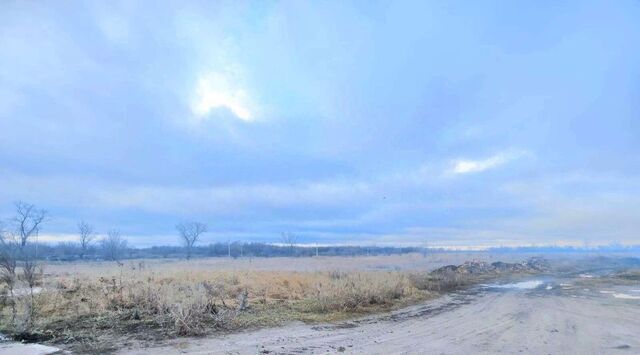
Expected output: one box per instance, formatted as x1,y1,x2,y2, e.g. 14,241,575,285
315,243,319,257
240,243,244,258
227,239,231,258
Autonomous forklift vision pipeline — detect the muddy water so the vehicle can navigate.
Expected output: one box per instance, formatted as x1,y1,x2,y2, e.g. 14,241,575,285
482,279,547,290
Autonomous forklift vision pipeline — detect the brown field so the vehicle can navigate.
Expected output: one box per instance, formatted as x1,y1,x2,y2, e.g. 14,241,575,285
0,253,507,353
43,252,529,274
1,253,638,354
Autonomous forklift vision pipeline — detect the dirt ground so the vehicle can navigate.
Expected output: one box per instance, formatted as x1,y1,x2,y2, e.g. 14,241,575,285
118,274,640,355
2,253,639,354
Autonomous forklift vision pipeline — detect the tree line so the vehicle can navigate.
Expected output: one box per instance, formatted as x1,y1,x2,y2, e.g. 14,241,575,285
36,242,423,261
0,201,425,263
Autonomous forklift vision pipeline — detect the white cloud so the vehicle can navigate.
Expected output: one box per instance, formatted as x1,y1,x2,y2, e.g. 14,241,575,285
450,150,527,175
191,72,253,121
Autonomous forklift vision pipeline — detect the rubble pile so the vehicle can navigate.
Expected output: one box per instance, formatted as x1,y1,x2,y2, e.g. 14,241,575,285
432,257,549,275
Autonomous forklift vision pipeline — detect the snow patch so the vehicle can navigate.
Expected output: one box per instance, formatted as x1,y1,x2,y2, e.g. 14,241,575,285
613,293,640,300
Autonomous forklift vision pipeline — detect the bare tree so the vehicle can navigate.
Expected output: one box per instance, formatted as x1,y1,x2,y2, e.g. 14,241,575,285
101,229,127,261
176,222,207,259
0,222,17,324
11,201,46,248
0,221,18,249
0,249,17,323
281,232,298,256
22,256,41,328
1,202,46,329
78,221,95,259
0,221,5,246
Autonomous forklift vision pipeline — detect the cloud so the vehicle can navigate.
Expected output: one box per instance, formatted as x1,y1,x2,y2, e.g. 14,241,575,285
494,173,640,244
97,15,130,44
450,150,527,175
191,72,253,122
2,1,640,248
96,179,374,217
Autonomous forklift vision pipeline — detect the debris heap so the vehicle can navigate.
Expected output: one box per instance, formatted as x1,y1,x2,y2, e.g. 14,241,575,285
432,257,549,275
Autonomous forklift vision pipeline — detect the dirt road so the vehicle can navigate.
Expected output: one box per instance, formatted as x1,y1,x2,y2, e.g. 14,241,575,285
121,278,640,355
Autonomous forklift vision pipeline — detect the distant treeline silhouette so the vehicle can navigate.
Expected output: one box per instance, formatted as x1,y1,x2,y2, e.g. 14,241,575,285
19,242,640,262
31,242,423,261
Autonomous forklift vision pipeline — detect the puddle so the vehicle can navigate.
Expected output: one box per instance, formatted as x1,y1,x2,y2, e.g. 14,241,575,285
0,341,62,354
612,293,640,300
600,289,640,299
483,280,545,290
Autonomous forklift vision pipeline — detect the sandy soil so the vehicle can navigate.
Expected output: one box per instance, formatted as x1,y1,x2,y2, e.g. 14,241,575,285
119,276,640,355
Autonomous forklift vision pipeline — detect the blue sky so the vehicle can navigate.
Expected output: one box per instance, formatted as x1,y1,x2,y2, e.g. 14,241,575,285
1,1,639,247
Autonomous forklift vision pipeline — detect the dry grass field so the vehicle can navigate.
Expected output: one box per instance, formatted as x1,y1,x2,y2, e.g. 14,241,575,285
0,253,500,352
2,253,635,354
43,252,527,274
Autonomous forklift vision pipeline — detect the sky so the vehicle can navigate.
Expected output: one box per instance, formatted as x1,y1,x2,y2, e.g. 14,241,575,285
1,1,639,248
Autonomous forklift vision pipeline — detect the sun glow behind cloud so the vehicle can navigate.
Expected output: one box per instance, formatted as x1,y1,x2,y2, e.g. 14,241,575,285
191,72,253,122
2,0,640,248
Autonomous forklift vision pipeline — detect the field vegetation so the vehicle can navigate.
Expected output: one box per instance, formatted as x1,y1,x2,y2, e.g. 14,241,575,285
0,202,540,353
0,259,479,353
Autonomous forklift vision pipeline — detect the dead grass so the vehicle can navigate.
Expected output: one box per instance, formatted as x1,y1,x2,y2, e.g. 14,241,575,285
616,269,640,281
572,268,640,289
0,258,486,353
